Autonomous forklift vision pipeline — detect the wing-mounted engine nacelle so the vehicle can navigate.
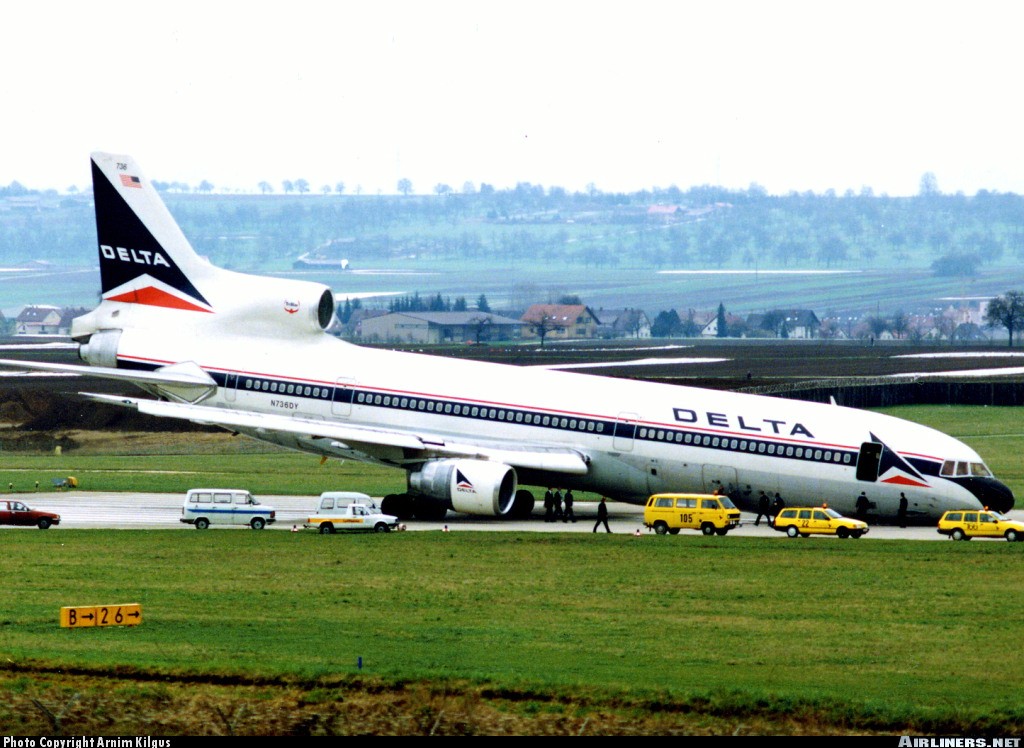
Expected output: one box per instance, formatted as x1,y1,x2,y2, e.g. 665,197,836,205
408,459,517,516
217,276,335,336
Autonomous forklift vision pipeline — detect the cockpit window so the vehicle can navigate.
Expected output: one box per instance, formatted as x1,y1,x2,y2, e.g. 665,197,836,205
971,462,992,478
940,460,994,478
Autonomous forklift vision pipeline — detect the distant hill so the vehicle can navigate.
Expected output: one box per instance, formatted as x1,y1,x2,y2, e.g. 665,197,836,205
3,186,1023,320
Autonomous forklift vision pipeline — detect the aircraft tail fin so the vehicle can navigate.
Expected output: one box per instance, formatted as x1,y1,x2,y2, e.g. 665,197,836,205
90,152,216,313
76,152,335,346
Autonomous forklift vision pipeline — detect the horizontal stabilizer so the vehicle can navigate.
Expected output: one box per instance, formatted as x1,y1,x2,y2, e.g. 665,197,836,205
0,358,216,396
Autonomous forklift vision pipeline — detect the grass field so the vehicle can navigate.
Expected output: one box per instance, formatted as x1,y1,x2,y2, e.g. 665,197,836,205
3,530,1023,736
1,406,1023,735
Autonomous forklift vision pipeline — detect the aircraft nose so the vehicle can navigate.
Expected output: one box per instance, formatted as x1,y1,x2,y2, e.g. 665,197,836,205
969,478,1015,514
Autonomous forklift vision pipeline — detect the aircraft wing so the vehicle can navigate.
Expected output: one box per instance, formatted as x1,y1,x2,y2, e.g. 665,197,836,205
83,393,590,475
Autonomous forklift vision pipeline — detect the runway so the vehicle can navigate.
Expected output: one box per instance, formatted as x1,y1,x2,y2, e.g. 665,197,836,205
5,491,1013,541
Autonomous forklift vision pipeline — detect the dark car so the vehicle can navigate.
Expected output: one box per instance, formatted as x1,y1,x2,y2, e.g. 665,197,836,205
0,500,60,529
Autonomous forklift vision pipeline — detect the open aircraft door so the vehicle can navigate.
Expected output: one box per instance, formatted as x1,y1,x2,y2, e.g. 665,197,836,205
222,371,239,403
613,413,639,452
331,377,357,418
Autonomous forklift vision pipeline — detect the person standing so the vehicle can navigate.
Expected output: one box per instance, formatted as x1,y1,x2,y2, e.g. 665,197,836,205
543,488,555,523
593,497,611,533
898,493,908,528
755,491,771,526
563,489,575,522
770,493,785,525
553,488,564,521
855,492,870,521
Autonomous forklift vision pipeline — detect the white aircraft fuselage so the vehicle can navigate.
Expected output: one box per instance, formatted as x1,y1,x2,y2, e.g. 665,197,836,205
1,153,1013,524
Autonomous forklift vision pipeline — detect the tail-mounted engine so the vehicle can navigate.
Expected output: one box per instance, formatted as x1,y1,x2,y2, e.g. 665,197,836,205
221,277,335,336
408,459,517,516
79,329,123,367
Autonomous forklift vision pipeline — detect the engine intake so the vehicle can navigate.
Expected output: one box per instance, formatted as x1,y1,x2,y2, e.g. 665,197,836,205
408,459,517,516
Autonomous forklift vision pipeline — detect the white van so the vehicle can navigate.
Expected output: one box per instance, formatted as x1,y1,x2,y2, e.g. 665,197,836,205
180,489,276,530
316,492,377,512
304,491,398,534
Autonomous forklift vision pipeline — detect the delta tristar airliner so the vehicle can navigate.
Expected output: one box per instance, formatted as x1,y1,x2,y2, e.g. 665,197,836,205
0,153,1013,524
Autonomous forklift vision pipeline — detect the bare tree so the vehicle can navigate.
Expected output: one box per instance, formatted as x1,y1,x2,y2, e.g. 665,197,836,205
866,315,889,340
469,315,492,344
985,291,1024,347
532,314,556,347
891,310,909,339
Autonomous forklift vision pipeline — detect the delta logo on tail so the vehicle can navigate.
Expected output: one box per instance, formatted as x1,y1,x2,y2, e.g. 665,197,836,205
871,432,930,488
93,159,213,313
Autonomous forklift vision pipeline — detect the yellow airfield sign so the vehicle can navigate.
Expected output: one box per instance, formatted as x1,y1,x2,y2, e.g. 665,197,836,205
60,603,142,628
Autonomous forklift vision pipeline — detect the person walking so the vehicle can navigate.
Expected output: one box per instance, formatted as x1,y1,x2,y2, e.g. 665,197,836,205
563,489,576,522
593,497,611,533
755,490,771,526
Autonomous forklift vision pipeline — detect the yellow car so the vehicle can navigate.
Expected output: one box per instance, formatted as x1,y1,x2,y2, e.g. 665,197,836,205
937,509,1024,542
772,506,868,539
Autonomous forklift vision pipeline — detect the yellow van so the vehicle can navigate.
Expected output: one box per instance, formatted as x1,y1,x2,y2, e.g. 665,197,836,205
643,493,741,536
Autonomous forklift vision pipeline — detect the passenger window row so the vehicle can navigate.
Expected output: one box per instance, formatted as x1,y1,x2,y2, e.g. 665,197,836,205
233,374,857,468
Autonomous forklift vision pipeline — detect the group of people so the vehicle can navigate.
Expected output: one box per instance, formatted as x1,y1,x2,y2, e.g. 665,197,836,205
754,490,787,527
754,489,910,528
543,488,613,532
543,487,576,523
857,490,909,527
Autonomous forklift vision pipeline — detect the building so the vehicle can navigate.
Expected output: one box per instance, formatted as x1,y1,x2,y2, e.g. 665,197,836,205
293,237,353,270
357,311,523,344
15,305,62,335
745,309,821,339
520,304,601,342
596,308,651,339
700,311,746,338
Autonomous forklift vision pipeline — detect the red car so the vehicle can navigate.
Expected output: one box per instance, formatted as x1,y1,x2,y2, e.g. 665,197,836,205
0,500,60,529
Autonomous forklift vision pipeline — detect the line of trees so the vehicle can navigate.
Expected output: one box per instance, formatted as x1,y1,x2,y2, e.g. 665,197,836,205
4,180,1024,305
384,293,491,314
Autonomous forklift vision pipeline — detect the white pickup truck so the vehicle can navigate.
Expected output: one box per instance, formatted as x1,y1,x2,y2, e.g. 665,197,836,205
304,495,400,534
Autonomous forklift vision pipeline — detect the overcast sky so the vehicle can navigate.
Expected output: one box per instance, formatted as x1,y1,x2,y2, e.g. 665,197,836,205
3,1,1022,196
